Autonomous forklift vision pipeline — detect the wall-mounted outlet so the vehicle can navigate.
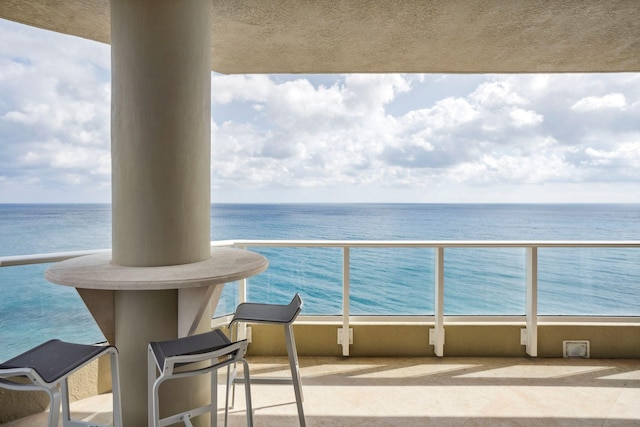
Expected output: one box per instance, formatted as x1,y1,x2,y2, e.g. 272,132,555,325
563,340,590,358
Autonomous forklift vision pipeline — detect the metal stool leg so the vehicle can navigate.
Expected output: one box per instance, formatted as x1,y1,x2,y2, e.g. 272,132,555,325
285,325,305,427
224,358,250,427
109,350,123,427
227,324,239,410
225,364,235,408
61,378,72,427
212,368,218,427
148,348,157,427
45,387,61,427
240,359,253,427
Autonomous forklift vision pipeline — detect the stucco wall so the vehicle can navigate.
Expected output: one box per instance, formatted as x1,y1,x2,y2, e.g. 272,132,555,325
246,322,640,358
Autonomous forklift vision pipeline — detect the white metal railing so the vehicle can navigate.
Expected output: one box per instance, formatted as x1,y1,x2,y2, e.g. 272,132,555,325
2,240,640,358
231,240,640,356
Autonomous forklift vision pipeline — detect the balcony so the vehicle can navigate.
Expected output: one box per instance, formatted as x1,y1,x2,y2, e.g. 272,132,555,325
2,2,640,426
2,240,640,425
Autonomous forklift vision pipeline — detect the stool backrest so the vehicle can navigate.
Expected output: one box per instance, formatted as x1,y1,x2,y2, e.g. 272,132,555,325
285,293,304,324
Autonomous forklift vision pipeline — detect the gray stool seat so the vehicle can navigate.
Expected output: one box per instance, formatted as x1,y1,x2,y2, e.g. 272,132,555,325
0,339,122,427
148,329,252,427
233,297,302,325
230,293,305,427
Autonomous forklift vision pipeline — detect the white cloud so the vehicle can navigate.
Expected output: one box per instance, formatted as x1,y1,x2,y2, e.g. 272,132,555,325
342,74,412,112
469,79,528,108
584,141,640,168
212,74,272,105
2,19,640,203
211,72,640,201
403,97,478,131
571,93,627,112
509,108,543,127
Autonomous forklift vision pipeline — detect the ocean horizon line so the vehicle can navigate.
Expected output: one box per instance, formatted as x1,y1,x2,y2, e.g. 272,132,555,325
1,201,640,206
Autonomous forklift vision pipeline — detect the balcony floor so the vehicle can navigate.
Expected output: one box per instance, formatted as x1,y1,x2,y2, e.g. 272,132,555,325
3,356,640,426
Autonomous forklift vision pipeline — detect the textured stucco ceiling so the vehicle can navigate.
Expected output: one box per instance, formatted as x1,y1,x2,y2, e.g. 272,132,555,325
1,0,639,74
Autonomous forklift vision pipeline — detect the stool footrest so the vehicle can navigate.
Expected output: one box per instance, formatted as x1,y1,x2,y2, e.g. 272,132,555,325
158,404,210,427
234,376,293,385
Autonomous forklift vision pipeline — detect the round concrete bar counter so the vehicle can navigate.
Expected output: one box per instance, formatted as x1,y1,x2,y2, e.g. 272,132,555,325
45,247,268,427
46,248,268,290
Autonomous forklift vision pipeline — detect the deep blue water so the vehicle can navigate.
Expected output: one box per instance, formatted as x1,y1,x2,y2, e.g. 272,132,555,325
1,203,639,360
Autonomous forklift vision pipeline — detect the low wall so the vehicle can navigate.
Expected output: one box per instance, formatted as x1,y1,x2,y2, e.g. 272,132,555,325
246,322,640,358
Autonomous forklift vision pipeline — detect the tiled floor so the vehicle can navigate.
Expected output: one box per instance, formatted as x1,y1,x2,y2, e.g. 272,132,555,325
3,356,640,426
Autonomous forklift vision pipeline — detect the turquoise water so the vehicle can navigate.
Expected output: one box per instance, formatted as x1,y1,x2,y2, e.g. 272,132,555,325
1,203,639,360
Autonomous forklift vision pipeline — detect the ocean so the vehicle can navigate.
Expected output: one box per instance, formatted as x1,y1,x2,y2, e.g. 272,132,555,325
1,203,639,360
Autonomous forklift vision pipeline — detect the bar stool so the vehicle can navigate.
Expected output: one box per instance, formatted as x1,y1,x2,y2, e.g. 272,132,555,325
0,339,122,427
148,329,252,427
229,293,305,427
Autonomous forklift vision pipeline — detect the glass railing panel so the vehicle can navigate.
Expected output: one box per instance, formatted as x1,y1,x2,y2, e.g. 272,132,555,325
0,204,112,256
349,247,434,315
213,284,240,318
444,248,526,315
538,248,640,316
243,246,344,315
0,264,104,362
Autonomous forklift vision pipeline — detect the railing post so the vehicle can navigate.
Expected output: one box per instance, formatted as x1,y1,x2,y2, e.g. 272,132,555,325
433,246,445,357
236,245,248,340
238,277,247,304
525,246,538,357
233,277,249,340
341,246,351,356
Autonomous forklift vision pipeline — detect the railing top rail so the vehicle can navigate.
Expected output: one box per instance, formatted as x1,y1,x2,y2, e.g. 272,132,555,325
232,239,640,248
2,240,640,267
0,249,110,267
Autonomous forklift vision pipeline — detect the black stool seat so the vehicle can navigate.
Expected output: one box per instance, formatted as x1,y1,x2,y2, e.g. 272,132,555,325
148,329,252,427
1,339,109,384
0,339,122,427
150,329,231,371
233,296,302,325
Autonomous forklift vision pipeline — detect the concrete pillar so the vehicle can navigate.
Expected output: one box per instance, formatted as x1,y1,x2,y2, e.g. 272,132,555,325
111,0,211,268
110,1,212,425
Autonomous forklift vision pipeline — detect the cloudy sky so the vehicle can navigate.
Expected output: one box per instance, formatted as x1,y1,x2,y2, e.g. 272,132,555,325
1,19,639,204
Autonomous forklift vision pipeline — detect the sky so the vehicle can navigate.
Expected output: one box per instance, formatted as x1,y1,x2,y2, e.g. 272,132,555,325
1,18,639,204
